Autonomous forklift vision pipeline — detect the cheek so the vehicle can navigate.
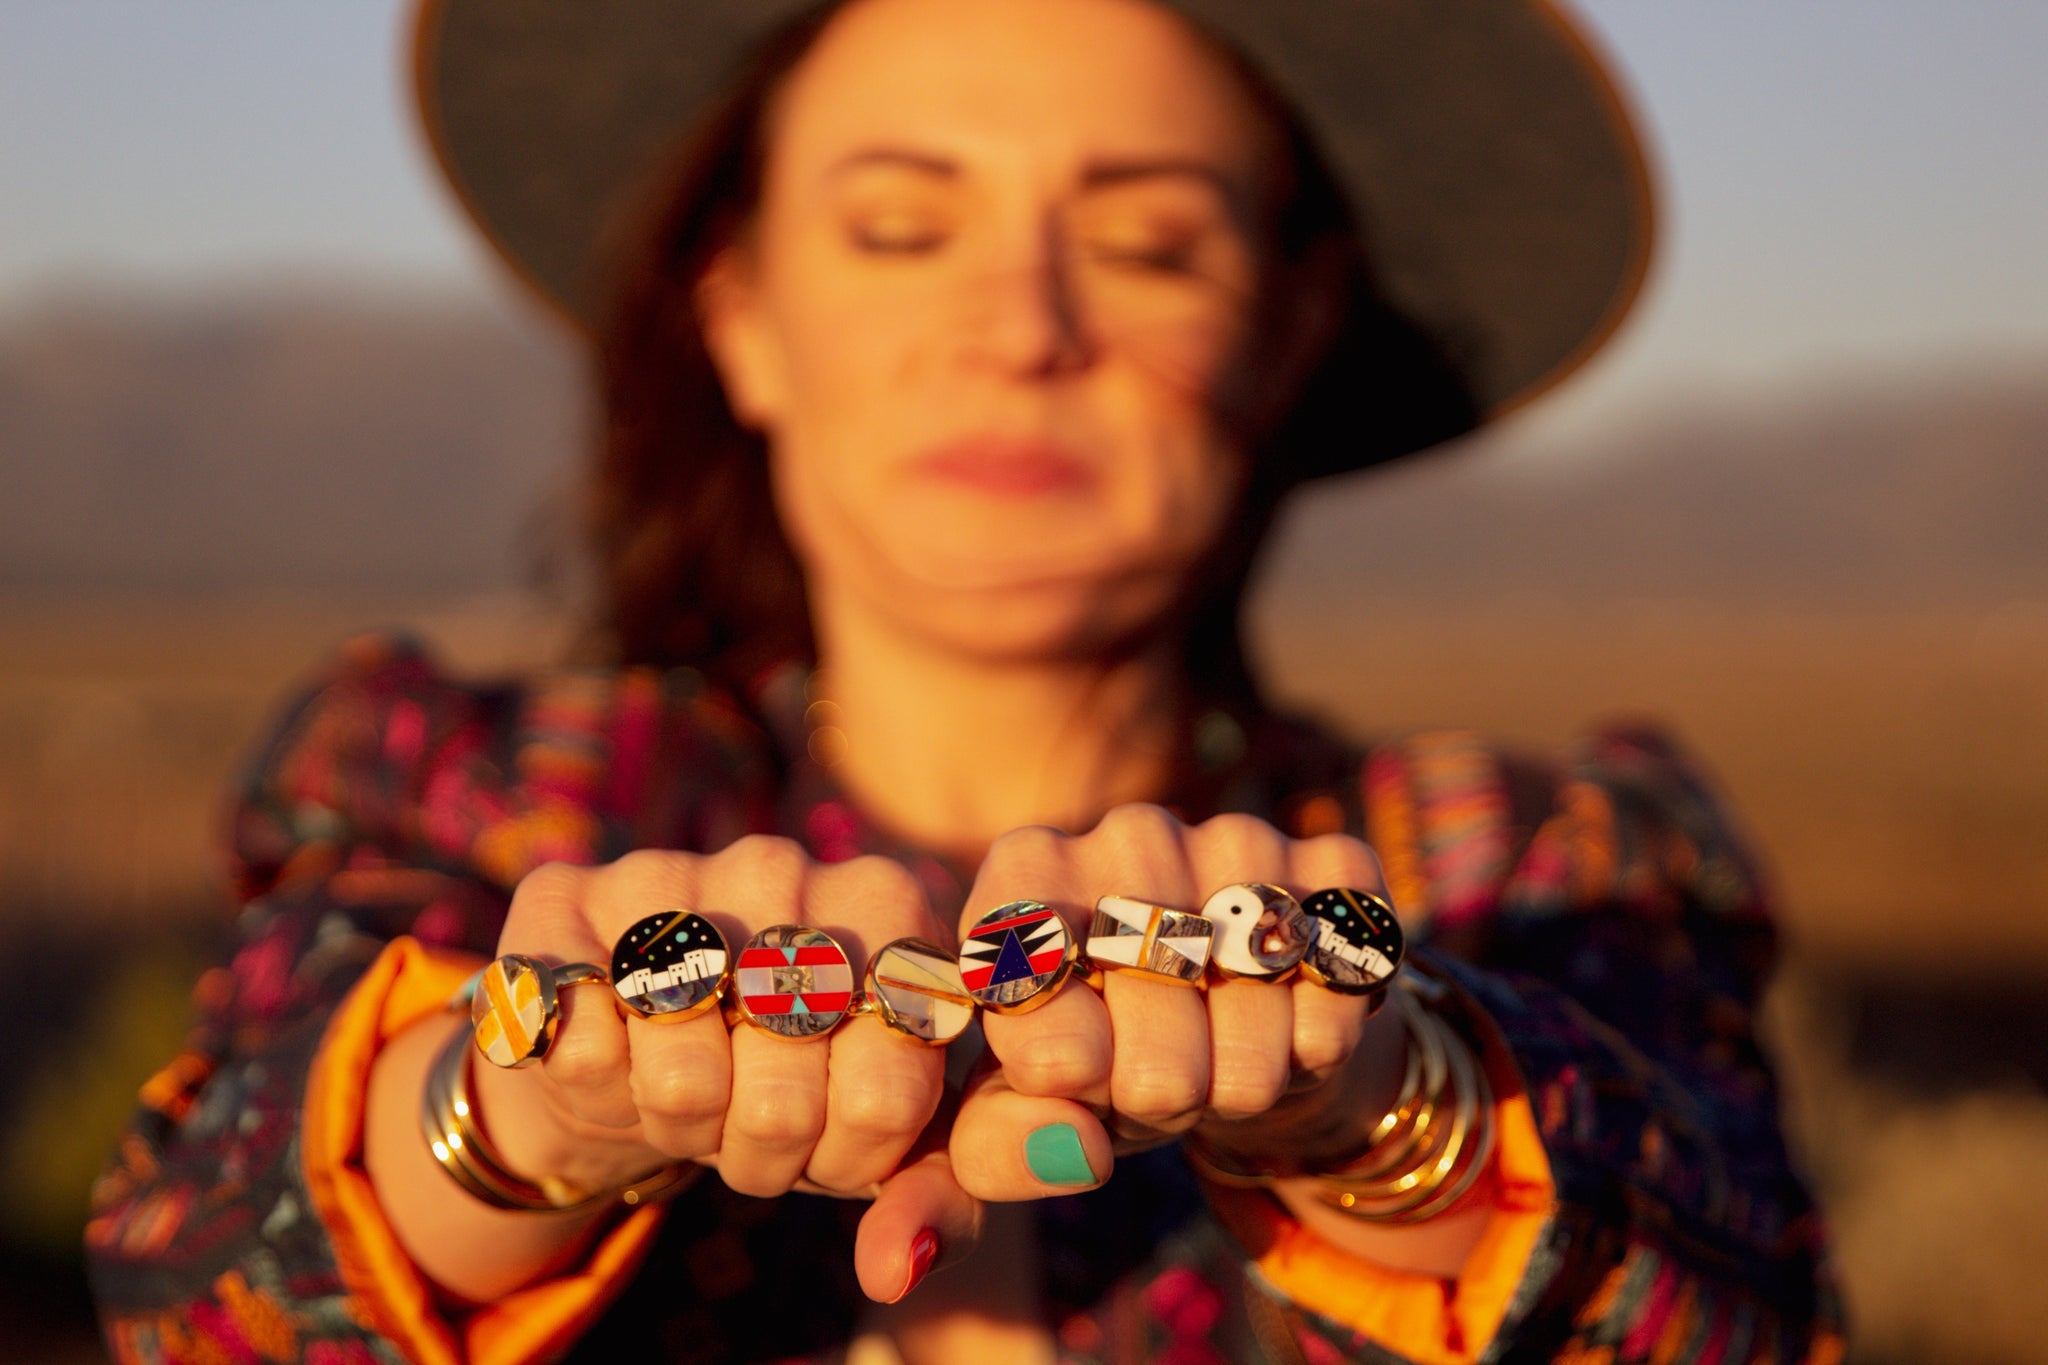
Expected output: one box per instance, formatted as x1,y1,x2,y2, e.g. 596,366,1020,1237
1099,310,1246,409
1098,362,1249,552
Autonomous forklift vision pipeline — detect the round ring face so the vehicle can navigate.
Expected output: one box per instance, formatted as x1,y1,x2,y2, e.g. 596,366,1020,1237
865,938,976,1045
735,926,855,1038
1298,888,1405,994
961,900,1075,1013
1086,895,1213,985
611,911,731,1020
471,954,559,1068
1200,883,1311,980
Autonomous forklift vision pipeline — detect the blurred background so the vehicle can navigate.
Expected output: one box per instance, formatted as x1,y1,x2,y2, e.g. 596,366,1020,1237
2,1,2044,1360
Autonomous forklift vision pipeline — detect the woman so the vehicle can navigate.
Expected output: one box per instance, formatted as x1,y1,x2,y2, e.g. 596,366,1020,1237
86,0,1840,1361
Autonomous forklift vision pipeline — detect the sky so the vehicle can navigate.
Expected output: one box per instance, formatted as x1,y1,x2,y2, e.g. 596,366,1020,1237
2,0,2044,443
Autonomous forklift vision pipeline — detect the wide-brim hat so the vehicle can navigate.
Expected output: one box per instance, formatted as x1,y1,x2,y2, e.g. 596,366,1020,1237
413,0,1656,469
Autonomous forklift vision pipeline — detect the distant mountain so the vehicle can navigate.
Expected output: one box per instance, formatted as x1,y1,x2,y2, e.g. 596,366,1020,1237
1271,366,2048,608
2,293,2042,604
0,291,580,592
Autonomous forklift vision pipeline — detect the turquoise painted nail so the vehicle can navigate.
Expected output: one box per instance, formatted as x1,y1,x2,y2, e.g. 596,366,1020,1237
1025,1123,1098,1186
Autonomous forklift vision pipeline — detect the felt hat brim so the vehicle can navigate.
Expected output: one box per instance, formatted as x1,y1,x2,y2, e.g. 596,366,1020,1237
413,0,1656,467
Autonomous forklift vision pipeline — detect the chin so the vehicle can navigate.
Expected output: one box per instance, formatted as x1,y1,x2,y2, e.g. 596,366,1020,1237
882,570,1185,666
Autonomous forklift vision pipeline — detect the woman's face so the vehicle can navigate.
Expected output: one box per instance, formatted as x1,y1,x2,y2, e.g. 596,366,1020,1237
700,0,1301,662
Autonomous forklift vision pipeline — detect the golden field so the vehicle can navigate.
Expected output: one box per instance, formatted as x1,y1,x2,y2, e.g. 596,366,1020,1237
3,590,2045,1361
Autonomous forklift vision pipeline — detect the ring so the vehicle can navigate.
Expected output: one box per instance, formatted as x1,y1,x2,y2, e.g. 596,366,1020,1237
610,910,732,1021
471,954,563,1068
1200,883,1311,982
961,899,1079,1014
1297,888,1405,998
733,925,856,1038
1085,895,1213,985
863,937,977,1045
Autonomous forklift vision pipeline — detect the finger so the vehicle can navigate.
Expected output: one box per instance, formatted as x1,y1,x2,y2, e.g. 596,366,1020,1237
625,1011,733,1158
502,862,638,1128
689,836,827,1196
1101,972,1210,1133
979,975,1114,1104
1182,813,1301,1116
502,860,608,958
1203,977,1294,1118
565,851,724,1140
542,972,641,1129
807,1015,946,1192
717,1020,831,1195
854,1150,984,1303
948,1063,1112,1201
960,825,1077,945
964,824,1113,1102
1069,803,1212,1130
1287,833,1389,1080
801,855,950,1190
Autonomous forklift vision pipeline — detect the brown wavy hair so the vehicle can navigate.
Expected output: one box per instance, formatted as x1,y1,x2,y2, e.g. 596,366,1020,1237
583,1,1475,708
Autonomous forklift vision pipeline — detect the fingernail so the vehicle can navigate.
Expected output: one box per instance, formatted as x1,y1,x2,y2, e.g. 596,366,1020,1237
890,1227,940,1303
1025,1122,1099,1186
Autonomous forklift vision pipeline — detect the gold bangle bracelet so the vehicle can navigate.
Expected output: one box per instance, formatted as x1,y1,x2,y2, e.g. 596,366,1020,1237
1322,990,1448,1183
1325,1008,1465,1197
1314,981,1499,1223
420,1023,697,1213
1182,963,1499,1228
1318,1021,1475,1214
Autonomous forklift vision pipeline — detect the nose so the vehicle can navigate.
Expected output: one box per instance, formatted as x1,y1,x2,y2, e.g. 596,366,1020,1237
956,218,1096,377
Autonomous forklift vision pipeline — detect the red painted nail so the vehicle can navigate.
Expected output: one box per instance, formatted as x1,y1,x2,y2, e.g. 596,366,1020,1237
891,1227,941,1303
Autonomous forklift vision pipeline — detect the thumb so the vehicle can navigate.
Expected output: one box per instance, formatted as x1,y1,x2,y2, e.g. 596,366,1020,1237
855,1148,983,1304
947,1061,1114,1201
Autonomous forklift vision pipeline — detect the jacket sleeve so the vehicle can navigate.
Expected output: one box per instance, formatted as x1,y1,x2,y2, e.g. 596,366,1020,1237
1216,725,1845,1365
82,637,668,1365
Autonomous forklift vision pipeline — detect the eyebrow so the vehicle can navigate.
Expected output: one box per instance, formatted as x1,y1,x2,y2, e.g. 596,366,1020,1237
823,146,1241,198
824,147,960,180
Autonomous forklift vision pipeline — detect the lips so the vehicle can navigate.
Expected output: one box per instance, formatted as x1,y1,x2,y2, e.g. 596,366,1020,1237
909,435,1097,497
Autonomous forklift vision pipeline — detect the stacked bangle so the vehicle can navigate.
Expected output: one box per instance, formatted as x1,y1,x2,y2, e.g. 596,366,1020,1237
1183,970,1497,1225
420,1023,696,1213
1311,977,1496,1223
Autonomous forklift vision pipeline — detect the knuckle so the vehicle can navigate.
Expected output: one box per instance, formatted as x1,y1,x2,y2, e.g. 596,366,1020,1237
720,834,812,893
630,1061,725,1126
601,848,696,909
833,1074,935,1140
1207,1042,1288,1117
1292,1016,1358,1075
727,1082,826,1150
1004,1030,1111,1097
1086,803,1187,865
1114,1062,1206,1123
983,824,1067,871
1091,802,1182,842
1298,833,1386,892
840,855,925,908
514,860,582,902
507,861,586,932
544,1026,627,1094
1198,812,1286,865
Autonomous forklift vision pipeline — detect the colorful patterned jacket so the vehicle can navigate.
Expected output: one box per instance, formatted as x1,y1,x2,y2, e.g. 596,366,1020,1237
86,633,1842,1365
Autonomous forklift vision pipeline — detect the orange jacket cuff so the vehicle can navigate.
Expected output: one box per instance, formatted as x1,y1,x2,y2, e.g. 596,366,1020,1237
304,937,665,1365
1206,1044,1555,1364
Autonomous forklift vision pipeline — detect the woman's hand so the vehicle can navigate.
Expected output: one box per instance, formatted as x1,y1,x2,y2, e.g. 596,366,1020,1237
944,806,1407,1198
473,839,982,1300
